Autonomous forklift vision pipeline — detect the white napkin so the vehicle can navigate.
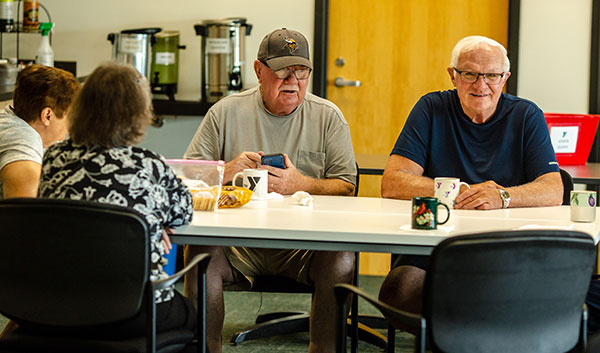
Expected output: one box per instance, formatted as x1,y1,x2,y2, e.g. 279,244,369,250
292,191,313,206
266,192,284,200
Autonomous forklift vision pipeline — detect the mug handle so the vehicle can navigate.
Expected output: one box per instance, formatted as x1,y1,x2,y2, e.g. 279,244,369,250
437,202,450,225
232,172,243,187
459,181,470,190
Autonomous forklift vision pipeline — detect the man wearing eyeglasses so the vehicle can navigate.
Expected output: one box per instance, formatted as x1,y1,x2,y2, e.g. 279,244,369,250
382,35,561,210
184,28,356,353
378,35,562,330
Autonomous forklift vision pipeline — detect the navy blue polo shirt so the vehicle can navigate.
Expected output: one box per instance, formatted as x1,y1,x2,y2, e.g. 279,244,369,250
391,90,559,186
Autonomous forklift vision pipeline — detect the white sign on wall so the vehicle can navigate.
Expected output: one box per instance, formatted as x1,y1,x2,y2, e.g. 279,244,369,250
550,126,579,153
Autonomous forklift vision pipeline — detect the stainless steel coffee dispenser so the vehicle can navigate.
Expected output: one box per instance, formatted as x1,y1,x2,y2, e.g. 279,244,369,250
194,18,252,103
107,28,161,79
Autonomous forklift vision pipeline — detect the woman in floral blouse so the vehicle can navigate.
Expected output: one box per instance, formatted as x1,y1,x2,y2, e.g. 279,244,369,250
38,62,195,337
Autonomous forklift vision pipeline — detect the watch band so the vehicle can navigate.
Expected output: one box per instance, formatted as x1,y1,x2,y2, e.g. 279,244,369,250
499,189,510,209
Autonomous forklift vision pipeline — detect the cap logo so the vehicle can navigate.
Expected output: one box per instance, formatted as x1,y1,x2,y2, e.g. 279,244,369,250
282,37,298,53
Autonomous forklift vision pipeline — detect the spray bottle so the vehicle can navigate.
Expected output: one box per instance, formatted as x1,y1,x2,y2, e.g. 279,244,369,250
36,22,54,67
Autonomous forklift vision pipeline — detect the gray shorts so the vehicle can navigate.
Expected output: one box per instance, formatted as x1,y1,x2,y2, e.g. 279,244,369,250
223,247,315,291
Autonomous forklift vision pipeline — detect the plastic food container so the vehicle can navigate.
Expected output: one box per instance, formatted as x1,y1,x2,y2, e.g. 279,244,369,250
545,113,600,165
167,159,225,211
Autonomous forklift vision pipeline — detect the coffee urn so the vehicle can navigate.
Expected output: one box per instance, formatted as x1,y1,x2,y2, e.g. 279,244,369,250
194,18,252,103
151,30,186,101
107,28,161,79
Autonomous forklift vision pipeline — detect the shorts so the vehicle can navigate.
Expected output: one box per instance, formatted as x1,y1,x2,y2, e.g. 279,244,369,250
223,247,315,291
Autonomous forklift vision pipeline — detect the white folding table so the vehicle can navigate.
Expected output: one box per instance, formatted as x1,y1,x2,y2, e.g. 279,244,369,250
173,195,600,253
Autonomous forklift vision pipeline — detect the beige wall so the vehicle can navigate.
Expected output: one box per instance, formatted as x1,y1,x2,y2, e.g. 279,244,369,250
518,0,592,114
7,1,593,111
6,0,315,100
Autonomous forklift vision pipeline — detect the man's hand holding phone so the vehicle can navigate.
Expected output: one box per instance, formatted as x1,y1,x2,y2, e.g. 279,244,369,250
261,153,285,169
261,154,309,195
224,151,263,183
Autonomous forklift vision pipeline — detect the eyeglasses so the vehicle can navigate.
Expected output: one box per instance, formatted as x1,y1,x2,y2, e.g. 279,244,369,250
453,68,505,85
263,62,311,80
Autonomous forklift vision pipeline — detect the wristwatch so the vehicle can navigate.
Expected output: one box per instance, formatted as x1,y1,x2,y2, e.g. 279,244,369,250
499,189,510,209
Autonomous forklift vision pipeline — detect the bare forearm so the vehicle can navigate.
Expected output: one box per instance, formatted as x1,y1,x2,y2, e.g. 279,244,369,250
263,154,355,196
505,172,562,207
381,170,433,200
302,177,355,196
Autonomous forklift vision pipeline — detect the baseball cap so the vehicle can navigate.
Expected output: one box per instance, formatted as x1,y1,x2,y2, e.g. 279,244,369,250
257,28,312,71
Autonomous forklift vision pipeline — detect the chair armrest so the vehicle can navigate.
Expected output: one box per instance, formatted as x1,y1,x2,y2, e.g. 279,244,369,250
151,253,211,291
146,253,211,353
335,283,424,331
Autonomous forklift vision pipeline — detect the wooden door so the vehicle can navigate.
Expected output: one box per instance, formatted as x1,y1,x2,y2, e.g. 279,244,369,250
327,0,509,275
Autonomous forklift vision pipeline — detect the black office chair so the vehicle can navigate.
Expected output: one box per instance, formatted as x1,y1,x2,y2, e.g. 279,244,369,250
230,162,386,350
368,169,578,352
335,230,596,353
561,168,575,205
0,198,210,353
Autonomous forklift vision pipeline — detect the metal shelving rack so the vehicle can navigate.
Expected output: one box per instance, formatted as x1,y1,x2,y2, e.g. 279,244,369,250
0,0,51,60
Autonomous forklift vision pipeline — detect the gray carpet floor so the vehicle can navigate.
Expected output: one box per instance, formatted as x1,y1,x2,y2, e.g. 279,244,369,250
0,275,416,352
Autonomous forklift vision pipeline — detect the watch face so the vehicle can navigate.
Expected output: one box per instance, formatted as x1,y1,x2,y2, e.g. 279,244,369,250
500,190,510,208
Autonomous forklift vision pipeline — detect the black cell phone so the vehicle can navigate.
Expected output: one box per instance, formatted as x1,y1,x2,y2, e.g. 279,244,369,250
261,153,285,169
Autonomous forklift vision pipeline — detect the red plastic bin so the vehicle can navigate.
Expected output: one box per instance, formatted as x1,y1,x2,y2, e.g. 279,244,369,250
544,113,600,165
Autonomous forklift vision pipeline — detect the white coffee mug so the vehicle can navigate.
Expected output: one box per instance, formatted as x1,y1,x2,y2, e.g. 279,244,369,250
434,177,470,208
233,169,268,199
570,190,597,222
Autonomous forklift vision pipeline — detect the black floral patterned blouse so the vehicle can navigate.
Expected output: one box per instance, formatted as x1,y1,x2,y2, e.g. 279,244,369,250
39,140,193,303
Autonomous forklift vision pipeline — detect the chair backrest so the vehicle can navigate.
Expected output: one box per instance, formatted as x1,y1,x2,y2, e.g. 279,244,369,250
0,198,149,327
560,168,574,205
424,230,595,353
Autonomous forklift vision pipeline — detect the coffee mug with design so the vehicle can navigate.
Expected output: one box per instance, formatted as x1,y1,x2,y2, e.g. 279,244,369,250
434,177,470,208
411,197,450,230
570,190,597,222
233,169,268,199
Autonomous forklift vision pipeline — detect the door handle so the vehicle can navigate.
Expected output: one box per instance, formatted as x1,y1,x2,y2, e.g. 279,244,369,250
334,77,361,87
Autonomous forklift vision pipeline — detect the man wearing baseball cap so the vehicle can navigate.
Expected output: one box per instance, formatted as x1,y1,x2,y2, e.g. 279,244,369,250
184,28,357,352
